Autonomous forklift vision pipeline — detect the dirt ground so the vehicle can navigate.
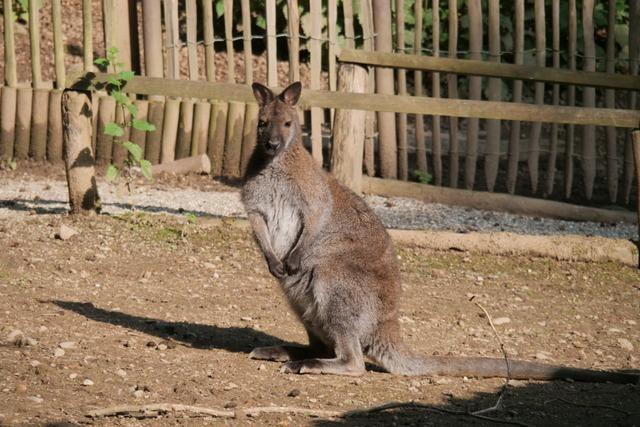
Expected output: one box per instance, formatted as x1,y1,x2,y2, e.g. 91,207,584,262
0,178,639,426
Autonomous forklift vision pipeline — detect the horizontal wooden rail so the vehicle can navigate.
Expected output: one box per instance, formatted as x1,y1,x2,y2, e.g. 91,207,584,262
66,72,640,128
362,176,637,224
339,48,640,91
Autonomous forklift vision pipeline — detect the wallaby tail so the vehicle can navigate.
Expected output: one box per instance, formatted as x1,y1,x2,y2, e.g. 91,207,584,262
371,338,639,384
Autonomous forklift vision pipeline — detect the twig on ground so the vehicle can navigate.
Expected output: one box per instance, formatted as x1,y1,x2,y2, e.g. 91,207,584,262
86,403,235,419
544,398,631,416
470,297,512,416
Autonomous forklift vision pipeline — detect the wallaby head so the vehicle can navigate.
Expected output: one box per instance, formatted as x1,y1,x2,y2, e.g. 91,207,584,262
251,82,302,156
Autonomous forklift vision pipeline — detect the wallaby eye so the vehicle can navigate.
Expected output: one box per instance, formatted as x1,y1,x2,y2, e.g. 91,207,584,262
258,120,267,128
284,121,292,128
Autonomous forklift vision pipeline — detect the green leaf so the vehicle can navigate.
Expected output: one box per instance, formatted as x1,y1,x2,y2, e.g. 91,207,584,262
119,70,135,82
140,159,153,180
104,122,124,137
184,212,197,224
107,76,121,87
126,103,138,118
122,141,143,162
106,164,119,182
132,119,156,132
8,159,17,171
94,57,110,67
112,91,129,105
215,0,224,18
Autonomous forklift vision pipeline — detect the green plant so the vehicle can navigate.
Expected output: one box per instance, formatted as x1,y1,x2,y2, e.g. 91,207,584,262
184,212,198,224
94,47,155,189
412,169,432,185
0,158,17,171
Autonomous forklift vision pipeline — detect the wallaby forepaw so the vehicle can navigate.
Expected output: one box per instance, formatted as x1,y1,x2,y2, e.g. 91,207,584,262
285,249,301,274
266,257,286,279
250,346,291,362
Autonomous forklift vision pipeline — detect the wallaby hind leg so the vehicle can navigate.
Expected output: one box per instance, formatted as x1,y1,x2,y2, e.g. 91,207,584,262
250,329,334,362
280,334,365,376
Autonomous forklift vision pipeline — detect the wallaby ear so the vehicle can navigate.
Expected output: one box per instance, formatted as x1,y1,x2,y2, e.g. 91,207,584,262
279,82,302,106
252,82,274,107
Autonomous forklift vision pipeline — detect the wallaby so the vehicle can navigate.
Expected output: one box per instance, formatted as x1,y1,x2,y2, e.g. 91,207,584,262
241,81,638,384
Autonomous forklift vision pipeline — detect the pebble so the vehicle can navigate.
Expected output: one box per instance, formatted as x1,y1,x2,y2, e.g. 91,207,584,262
6,330,37,347
224,382,238,391
27,396,43,403
53,348,65,357
82,379,94,386
133,389,144,398
258,364,266,371
493,317,511,326
116,369,127,377
15,384,27,393
287,389,301,397
56,224,78,241
157,343,168,351
69,373,78,379
617,338,634,351
59,341,76,349
535,351,551,360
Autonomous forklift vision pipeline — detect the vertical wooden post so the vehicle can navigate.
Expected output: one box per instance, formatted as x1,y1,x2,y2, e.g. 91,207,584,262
29,0,42,88
63,91,99,215
507,0,524,194
223,102,245,178
82,0,93,71
360,0,376,176
142,0,164,80
192,101,212,156
111,106,131,166
3,0,17,87
202,0,216,82
208,101,228,176
266,0,278,86
241,0,257,176
14,87,33,160
544,0,560,197
432,0,442,186
176,100,195,159
565,0,577,199
130,100,149,155
328,0,338,126
161,98,181,163
0,87,17,160
241,0,253,83
582,0,596,200
224,0,236,83
310,0,323,164
52,0,65,89
447,0,459,188
632,131,640,258
287,0,301,84
396,0,408,181
484,0,500,192
343,0,355,49
624,0,639,204
223,0,244,178
95,96,115,164
528,0,545,194
374,0,397,179
604,0,618,203
330,65,368,193
163,0,180,79
47,90,64,162
186,0,199,80
145,101,165,164
465,0,482,190
30,89,49,161
103,0,133,70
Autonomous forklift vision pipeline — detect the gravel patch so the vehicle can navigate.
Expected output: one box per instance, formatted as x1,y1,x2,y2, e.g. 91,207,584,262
0,177,636,240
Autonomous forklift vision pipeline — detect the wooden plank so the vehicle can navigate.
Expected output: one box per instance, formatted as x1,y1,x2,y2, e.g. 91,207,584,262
46,89,63,162
95,96,116,165
163,0,180,79
0,86,17,159
287,0,300,83
484,0,500,192
362,176,637,225
202,0,216,82
130,100,149,156
240,103,259,175
633,131,640,237
432,0,442,186
565,0,577,199
447,0,459,188
328,0,338,93
342,0,355,49
51,0,65,89
103,0,133,70
544,0,560,197
66,73,640,128
192,101,211,156
14,87,33,160
82,0,93,71
143,0,164,78
223,102,245,178
208,101,228,175
29,0,42,88
145,100,165,164
396,0,408,181
224,0,236,83
3,0,17,86
310,0,323,164
466,0,482,190
176,99,195,159
186,0,198,80
626,0,640,204
360,0,375,176
604,0,618,203
338,49,640,91
507,0,524,194
30,89,49,161
241,0,253,83
161,98,181,163
528,0,545,194
374,0,397,179
582,0,596,200
266,0,277,86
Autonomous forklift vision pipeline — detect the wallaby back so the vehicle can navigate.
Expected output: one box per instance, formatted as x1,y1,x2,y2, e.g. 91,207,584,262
241,82,639,385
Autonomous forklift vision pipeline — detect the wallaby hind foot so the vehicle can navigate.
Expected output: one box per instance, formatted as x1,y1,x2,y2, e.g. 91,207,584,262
250,345,334,362
280,358,365,376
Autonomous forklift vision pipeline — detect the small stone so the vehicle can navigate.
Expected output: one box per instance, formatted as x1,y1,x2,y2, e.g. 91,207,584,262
288,388,301,397
15,384,27,393
27,396,43,403
59,341,76,349
434,377,451,385
224,401,238,409
133,389,144,398
29,360,40,367
146,341,156,347
258,364,266,371
203,262,215,269
116,369,127,377
617,338,634,351
6,330,36,347
398,316,415,324
53,348,65,357
625,320,637,326
69,373,78,379
535,352,551,360
56,224,78,241
82,379,94,386
240,316,253,322
493,317,511,326
224,382,238,391
157,344,168,351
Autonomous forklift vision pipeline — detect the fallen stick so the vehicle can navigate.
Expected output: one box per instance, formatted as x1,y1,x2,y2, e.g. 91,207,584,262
86,403,235,419
151,154,211,175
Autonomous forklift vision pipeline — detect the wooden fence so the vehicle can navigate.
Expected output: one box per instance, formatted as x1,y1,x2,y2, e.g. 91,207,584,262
1,0,639,209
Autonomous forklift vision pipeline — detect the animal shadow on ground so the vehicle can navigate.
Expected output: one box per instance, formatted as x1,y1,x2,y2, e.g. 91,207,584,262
314,380,640,426
50,300,292,353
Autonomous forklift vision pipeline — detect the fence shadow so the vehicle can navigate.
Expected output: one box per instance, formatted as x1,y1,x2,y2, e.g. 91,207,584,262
314,380,640,426
49,300,292,353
